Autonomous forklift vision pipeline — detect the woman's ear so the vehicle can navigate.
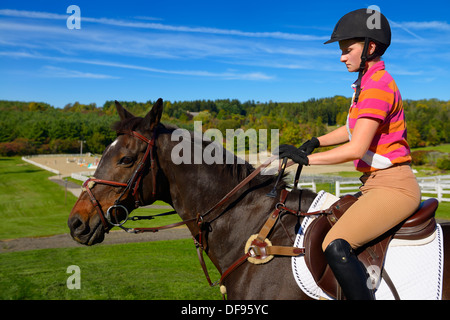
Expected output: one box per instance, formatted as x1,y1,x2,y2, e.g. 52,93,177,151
369,41,377,55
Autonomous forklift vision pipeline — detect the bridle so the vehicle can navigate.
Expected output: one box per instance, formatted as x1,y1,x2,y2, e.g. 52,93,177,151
82,129,159,231
80,126,324,298
82,125,281,233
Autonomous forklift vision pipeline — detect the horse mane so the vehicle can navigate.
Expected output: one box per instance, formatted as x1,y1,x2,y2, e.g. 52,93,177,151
112,117,143,133
111,117,281,187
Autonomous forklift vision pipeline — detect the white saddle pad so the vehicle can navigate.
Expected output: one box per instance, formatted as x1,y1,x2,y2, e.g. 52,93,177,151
291,190,444,300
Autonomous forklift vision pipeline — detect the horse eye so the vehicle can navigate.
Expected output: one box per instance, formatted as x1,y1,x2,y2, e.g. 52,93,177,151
118,156,134,166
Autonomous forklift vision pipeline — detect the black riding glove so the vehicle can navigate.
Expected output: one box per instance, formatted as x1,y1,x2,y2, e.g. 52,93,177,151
276,144,309,166
298,137,320,155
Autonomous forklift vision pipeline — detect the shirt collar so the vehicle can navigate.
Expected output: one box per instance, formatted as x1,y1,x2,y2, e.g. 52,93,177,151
352,60,385,90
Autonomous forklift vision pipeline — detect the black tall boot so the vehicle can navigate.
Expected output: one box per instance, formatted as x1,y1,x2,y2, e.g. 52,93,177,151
324,239,375,300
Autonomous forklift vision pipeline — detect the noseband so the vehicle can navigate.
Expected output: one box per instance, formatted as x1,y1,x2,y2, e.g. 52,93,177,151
82,129,157,231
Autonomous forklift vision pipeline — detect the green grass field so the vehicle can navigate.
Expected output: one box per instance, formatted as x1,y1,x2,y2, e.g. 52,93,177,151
0,157,182,240
0,157,218,300
412,144,450,153
0,156,449,300
0,239,221,300
0,157,78,239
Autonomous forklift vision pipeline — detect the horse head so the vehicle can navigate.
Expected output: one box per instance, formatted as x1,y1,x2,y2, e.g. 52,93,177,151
68,99,171,245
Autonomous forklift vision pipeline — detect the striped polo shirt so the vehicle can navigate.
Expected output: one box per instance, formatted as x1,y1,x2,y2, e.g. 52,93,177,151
346,61,411,172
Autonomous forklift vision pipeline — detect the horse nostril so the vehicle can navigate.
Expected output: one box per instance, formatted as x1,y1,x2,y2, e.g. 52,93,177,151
68,214,84,233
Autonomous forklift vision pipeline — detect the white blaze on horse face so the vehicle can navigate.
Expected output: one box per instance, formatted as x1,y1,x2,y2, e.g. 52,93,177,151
97,138,119,168
104,139,119,158
110,139,119,148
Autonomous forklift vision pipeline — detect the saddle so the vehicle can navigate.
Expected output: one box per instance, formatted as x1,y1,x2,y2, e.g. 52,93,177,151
303,195,438,300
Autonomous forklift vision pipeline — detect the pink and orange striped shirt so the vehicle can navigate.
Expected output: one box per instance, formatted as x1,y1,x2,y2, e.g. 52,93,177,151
346,61,411,172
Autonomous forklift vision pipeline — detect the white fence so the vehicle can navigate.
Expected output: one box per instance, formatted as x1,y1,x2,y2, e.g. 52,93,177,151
335,180,361,197
287,181,317,193
21,156,61,175
417,175,450,202
333,175,450,202
71,171,92,182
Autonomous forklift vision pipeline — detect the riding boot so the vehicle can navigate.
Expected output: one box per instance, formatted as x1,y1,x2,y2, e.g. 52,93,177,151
324,239,375,300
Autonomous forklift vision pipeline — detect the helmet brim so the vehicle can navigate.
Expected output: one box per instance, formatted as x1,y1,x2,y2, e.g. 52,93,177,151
324,36,357,45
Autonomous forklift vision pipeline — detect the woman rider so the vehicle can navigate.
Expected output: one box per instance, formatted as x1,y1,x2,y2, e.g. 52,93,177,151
277,8,421,299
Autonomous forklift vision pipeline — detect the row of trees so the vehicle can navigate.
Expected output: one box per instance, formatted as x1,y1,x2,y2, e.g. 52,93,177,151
0,97,448,156
0,101,115,155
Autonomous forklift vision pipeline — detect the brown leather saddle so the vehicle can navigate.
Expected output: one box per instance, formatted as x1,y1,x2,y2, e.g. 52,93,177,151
303,195,438,300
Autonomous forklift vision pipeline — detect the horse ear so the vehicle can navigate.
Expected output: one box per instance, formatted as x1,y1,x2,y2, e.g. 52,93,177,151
115,100,135,121
142,98,163,131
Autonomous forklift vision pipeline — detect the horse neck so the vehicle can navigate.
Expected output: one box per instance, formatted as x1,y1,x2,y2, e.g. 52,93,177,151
156,132,256,220
154,132,317,273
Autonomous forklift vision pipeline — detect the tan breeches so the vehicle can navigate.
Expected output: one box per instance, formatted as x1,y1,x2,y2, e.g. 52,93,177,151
322,164,422,251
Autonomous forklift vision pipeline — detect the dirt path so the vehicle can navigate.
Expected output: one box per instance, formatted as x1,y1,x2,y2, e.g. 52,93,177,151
1,176,192,253
0,227,192,253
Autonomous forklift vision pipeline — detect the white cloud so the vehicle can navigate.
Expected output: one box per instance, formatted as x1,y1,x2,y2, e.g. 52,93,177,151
389,19,423,41
0,9,326,41
0,8,440,84
0,17,322,74
390,19,450,43
395,21,450,31
387,65,423,76
0,19,289,61
0,9,66,20
0,51,274,81
41,66,119,79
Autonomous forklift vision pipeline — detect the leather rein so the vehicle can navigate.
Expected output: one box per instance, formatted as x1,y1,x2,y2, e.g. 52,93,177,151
82,128,327,297
82,127,284,233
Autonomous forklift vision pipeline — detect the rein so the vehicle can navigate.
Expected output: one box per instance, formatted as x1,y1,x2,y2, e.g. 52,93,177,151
82,128,328,298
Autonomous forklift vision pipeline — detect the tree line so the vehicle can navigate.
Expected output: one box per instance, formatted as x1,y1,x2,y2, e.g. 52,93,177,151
0,97,448,156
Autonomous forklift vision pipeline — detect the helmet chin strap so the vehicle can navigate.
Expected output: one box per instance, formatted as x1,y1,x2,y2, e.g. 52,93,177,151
354,37,371,103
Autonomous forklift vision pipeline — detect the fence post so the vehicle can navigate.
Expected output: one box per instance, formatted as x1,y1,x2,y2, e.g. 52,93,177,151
336,181,340,197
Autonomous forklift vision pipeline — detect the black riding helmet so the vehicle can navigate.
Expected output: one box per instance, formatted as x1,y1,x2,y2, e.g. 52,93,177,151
325,8,391,102
324,8,391,52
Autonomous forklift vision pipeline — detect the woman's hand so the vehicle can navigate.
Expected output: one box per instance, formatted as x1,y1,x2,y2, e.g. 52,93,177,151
275,145,309,165
298,137,320,155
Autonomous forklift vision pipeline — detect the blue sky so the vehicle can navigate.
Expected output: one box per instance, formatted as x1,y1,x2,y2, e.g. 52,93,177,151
1,0,450,108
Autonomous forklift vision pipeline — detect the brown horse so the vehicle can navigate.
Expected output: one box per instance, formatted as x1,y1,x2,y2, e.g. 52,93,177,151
68,99,450,299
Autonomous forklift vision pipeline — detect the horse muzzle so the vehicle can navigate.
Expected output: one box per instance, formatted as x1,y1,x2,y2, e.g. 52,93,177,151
68,210,107,246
